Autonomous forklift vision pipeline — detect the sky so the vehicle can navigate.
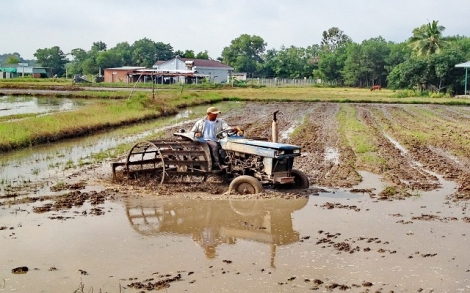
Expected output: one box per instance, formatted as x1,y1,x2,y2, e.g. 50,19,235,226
2,0,470,60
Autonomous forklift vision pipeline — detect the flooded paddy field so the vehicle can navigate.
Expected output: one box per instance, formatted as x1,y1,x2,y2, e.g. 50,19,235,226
1,102,470,292
0,96,84,118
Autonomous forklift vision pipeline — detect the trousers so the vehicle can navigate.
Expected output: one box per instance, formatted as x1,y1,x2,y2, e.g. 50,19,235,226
206,140,225,166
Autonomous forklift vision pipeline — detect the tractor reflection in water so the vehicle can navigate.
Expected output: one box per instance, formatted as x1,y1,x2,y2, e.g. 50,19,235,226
125,197,308,266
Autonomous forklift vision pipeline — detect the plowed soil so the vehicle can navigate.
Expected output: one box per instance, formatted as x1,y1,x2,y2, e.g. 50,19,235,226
106,102,470,201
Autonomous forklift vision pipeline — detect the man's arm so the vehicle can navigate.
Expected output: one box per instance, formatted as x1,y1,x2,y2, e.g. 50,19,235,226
221,120,242,134
191,120,203,137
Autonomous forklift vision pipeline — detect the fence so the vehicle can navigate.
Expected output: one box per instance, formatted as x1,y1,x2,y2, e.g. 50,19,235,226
245,77,323,87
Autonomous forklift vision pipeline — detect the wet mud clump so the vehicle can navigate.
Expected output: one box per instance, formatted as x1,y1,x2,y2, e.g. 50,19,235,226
127,273,182,291
32,190,112,215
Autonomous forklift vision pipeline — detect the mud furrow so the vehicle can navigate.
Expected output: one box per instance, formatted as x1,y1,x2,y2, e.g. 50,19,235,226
356,106,438,192
288,103,361,188
370,105,470,201
151,102,470,200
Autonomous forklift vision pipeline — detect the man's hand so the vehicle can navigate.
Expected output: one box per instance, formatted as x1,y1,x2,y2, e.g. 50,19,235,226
194,132,202,138
234,127,244,136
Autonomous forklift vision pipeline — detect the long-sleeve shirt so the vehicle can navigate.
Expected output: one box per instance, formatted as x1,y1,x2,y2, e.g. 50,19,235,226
191,117,230,141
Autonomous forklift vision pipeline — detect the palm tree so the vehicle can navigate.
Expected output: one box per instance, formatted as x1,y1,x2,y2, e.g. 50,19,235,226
408,20,450,56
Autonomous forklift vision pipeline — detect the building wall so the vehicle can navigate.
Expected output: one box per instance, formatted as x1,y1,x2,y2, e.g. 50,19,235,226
157,59,232,83
232,73,247,81
104,69,130,83
193,67,231,83
158,59,190,72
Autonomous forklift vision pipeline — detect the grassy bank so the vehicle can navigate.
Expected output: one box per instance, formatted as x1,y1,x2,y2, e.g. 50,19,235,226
0,95,169,151
0,90,238,152
2,84,470,153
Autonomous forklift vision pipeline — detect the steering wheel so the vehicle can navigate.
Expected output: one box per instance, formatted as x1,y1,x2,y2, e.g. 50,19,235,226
216,128,237,139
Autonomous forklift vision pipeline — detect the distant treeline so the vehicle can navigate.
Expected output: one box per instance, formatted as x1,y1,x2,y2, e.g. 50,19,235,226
2,21,470,94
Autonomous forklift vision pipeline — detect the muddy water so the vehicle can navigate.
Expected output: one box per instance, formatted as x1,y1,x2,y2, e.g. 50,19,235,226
1,183,469,292
2,101,470,292
0,96,83,117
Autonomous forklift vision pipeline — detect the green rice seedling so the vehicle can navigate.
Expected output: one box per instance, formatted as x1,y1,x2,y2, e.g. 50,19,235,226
64,159,75,170
337,105,384,172
77,158,91,167
53,181,66,191
48,162,60,169
381,185,397,198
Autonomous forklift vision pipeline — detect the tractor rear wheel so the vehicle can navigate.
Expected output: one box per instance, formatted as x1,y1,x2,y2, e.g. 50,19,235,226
229,175,264,194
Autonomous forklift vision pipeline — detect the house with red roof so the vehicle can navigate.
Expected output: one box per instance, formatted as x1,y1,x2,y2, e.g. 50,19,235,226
153,57,234,84
104,57,233,84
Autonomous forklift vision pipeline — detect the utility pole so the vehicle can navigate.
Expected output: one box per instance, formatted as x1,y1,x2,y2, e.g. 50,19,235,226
152,71,155,99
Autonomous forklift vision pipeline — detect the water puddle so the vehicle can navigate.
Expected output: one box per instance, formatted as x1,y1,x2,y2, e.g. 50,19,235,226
0,96,83,117
384,133,407,155
280,124,297,140
354,170,386,192
0,196,310,292
125,196,310,253
1,189,468,292
279,105,317,141
324,147,340,165
311,188,364,199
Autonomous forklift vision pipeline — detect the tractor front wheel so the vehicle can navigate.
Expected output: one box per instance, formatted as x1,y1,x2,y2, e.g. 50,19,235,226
229,175,264,194
277,169,309,190
290,169,309,189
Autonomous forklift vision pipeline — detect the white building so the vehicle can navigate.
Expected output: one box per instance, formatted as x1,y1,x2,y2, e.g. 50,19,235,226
153,57,234,84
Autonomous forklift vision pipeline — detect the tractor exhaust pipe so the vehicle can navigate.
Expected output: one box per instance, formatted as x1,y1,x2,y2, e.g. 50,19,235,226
272,110,279,143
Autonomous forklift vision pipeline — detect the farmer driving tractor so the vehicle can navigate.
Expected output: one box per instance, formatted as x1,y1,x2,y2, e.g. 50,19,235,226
191,106,242,170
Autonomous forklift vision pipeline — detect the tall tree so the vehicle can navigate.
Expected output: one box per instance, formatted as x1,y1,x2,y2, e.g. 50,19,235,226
259,48,278,78
408,20,450,56
321,27,351,52
34,46,68,76
317,44,349,85
384,42,412,75
387,57,429,90
342,38,392,87
5,55,20,65
174,49,195,58
113,42,132,65
154,42,174,61
196,51,209,60
132,38,157,67
91,41,107,52
264,45,319,79
342,43,365,86
221,34,266,75
96,50,122,71
67,48,87,75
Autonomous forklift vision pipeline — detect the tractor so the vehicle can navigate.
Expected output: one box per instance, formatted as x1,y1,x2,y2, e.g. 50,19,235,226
111,111,309,194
